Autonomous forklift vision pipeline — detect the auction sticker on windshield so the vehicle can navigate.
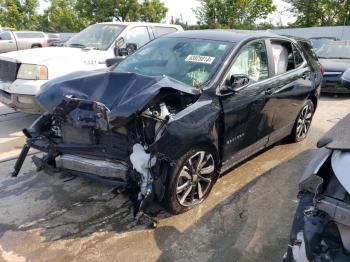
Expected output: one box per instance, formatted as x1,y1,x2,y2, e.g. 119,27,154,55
185,55,215,64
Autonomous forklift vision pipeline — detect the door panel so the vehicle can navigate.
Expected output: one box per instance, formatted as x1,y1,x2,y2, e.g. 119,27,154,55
0,32,16,53
220,40,275,167
221,86,274,166
266,41,314,144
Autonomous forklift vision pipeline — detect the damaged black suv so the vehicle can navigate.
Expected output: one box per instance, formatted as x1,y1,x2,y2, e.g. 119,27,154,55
14,31,322,214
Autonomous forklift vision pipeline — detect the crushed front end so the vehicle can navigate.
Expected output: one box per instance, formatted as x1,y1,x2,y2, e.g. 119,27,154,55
13,70,201,217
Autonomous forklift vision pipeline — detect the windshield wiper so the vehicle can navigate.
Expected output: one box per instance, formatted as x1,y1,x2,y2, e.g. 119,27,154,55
67,43,86,48
318,56,349,59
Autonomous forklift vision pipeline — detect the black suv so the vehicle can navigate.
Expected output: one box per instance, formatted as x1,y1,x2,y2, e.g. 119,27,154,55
14,31,322,214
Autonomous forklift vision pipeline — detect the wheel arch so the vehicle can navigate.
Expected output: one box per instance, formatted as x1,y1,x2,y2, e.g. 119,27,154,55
31,43,42,48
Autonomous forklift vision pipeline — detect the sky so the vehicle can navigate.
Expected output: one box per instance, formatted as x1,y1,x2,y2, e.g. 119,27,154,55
39,0,296,26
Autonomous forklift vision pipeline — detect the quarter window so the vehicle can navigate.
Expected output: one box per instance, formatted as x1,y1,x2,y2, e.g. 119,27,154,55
124,27,151,49
228,41,269,83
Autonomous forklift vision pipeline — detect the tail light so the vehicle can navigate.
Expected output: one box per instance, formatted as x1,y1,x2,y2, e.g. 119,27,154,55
47,39,53,46
320,65,326,75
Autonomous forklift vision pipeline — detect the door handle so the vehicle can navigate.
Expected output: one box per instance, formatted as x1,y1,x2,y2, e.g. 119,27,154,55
302,72,310,80
265,88,273,95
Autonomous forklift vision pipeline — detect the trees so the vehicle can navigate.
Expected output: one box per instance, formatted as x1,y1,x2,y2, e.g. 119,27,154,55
0,0,40,30
39,0,86,32
193,0,276,29
75,0,116,24
75,0,168,25
115,0,140,22
140,0,168,23
286,0,350,27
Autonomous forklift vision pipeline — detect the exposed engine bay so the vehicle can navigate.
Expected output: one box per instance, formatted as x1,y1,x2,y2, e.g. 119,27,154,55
13,71,201,222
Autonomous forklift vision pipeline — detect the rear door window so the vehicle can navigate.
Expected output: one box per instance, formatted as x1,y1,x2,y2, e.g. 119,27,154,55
271,40,298,75
152,26,178,38
124,27,151,49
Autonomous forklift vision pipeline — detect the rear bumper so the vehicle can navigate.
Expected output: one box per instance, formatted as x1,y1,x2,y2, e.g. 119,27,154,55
321,76,350,94
0,90,44,114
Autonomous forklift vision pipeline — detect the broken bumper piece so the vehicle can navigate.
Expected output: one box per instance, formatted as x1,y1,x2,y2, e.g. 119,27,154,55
31,153,129,188
56,154,128,180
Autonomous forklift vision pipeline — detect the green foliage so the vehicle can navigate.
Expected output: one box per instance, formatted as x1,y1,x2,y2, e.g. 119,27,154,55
75,0,116,24
0,0,40,30
39,0,87,32
286,0,350,27
140,0,168,23
0,0,169,32
193,0,276,29
115,0,140,22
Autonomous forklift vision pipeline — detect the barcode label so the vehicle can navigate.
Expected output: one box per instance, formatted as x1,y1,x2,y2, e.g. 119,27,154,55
185,55,215,64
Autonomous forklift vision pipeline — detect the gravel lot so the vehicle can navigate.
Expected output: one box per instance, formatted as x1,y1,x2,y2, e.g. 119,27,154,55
0,95,349,262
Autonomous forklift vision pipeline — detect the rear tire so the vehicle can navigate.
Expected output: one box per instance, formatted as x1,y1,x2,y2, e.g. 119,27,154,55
162,146,219,214
290,100,314,142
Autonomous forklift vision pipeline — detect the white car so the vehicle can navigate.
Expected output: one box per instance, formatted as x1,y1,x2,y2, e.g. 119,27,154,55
0,22,183,113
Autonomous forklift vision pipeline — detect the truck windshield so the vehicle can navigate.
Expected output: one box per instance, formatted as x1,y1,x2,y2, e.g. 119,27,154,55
116,37,233,88
65,24,125,50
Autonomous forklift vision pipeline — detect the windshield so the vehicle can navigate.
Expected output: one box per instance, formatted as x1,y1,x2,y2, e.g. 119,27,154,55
309,38,335,50
317,43,350,59
116,37,233,87
65,24,125,50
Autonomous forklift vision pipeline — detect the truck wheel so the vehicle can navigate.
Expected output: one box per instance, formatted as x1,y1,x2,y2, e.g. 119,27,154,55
163,147,219,214
31,45,41,48
290,100,314,142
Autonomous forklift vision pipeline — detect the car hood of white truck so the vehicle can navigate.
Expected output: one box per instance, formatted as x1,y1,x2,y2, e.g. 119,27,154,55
0,47,108,65
0,47,110,79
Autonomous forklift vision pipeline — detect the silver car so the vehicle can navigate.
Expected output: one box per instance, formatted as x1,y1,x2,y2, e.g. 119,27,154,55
0,31,50,53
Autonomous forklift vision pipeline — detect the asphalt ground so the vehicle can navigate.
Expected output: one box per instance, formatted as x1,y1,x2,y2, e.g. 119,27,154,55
0,95,349,262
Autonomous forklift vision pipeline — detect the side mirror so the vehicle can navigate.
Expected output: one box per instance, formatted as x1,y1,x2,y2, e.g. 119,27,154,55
105,57,125,67
114,37,125,56
226,74,250,92
115,43,138,57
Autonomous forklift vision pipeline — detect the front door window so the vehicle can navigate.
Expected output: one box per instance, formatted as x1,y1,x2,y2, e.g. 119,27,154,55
228,41,269,83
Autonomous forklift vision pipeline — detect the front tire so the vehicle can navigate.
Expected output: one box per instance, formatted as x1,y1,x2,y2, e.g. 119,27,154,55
290,100,314,142
162,147,219,214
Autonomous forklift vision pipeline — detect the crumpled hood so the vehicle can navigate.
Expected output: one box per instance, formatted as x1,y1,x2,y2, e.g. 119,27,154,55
331,150,350,193
319,58,350,72
0,47,105,65
36,70,200,126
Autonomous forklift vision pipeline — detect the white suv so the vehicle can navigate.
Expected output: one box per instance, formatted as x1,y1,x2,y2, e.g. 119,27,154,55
0,22,183,113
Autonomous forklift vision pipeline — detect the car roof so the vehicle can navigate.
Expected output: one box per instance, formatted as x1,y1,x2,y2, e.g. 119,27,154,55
328,40,350,45
97,22,182,29
14,31,45,34
165,29,288,43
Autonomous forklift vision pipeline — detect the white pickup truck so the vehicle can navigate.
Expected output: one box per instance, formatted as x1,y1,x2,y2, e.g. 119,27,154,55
0,22,183,113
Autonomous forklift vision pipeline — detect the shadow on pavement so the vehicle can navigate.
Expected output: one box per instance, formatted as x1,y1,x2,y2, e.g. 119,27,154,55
0,147,317,262
153,149,317,262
